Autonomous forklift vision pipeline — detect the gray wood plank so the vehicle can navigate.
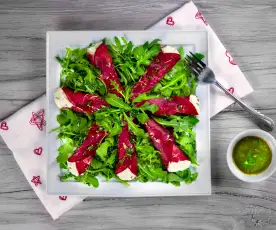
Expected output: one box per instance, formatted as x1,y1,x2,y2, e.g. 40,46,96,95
1,0,276,229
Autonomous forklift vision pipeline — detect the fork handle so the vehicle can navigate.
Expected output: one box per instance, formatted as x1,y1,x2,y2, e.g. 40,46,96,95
215,81,275,132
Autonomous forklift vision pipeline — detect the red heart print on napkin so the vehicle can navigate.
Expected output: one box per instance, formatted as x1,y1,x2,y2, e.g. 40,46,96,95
228,87,235,94
29,109,46,131
31,176,42,187
166,16,175,26
225,51,237,65
195,11,208,25
59,196,67,201
34,147,43,155
0,121,9,131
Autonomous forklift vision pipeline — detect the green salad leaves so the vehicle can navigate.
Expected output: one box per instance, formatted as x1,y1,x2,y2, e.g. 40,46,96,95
57,47,106,96
107,38,161,87
55,37,201,188
152,46,201,97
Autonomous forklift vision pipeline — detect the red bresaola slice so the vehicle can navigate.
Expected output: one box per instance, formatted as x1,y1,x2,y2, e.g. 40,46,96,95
87,42,123,97
115,124,138,180
67,124,107,175
54,87,109,114
130,47,181,100
68,155,93,177
136,95,199,116
144,118,191,172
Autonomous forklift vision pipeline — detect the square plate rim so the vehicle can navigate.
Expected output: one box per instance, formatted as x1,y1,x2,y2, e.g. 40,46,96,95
46,30,211,196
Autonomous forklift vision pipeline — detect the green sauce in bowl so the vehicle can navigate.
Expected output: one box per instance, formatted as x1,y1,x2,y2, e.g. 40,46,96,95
232,136,272,175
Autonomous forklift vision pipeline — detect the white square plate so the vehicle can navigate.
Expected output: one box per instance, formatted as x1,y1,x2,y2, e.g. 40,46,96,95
46,30,211,196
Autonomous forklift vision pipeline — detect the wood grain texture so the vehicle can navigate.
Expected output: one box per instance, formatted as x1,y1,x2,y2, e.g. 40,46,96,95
1,0,276,229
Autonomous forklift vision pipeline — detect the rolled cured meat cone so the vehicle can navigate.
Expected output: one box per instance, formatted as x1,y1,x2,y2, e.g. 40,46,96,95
130,46,181,100
67,124,107,176
144,118,191,172
115,124,137,181
87,42,123,97
54,87,109,114
136,95,199,116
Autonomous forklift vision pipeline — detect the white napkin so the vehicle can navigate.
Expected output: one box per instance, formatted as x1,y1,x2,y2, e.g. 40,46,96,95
150,1,253,116
0,96,84,220
0,1,253,220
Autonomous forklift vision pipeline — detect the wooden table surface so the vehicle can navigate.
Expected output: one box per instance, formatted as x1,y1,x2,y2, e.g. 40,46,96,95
1,0,276,229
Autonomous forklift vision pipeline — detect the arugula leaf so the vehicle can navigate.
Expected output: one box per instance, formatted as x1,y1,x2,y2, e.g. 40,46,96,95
114,37,123,50
184,172,198,184
113,175,130,186
105,93,131,110
84,176,99,187
56,138,74,166
56,56,63,64
122,85,133,104
178,46,185,59
168,173,181,186
123,113,146,137
57,109,75,126
132,93,161,103
137,164,165,181
57,113,70,126
107,37,161,87
101,168,116,181
60,172,100,188
60,173,75,181
109,122,122,136
136,145,162,167
176,128,197,164
153,115,199,132
133,46,144,59
94,107,123,131
135,112,149,124
168,173,180,182
91,159,104,169
136,102,158,114
96,137,114,161
106,150,117,168
194,53,205,60
55,110,91,150
56,47,105,95
96,140,110,161
131,102,157,124
151,46,198,97
76,173,99,188
160,72,187,91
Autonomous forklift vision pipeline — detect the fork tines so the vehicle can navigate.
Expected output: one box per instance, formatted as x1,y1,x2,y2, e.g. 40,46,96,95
184,52,206,76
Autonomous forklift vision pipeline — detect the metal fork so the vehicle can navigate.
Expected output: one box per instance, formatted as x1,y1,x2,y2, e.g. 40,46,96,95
185,52,275,132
